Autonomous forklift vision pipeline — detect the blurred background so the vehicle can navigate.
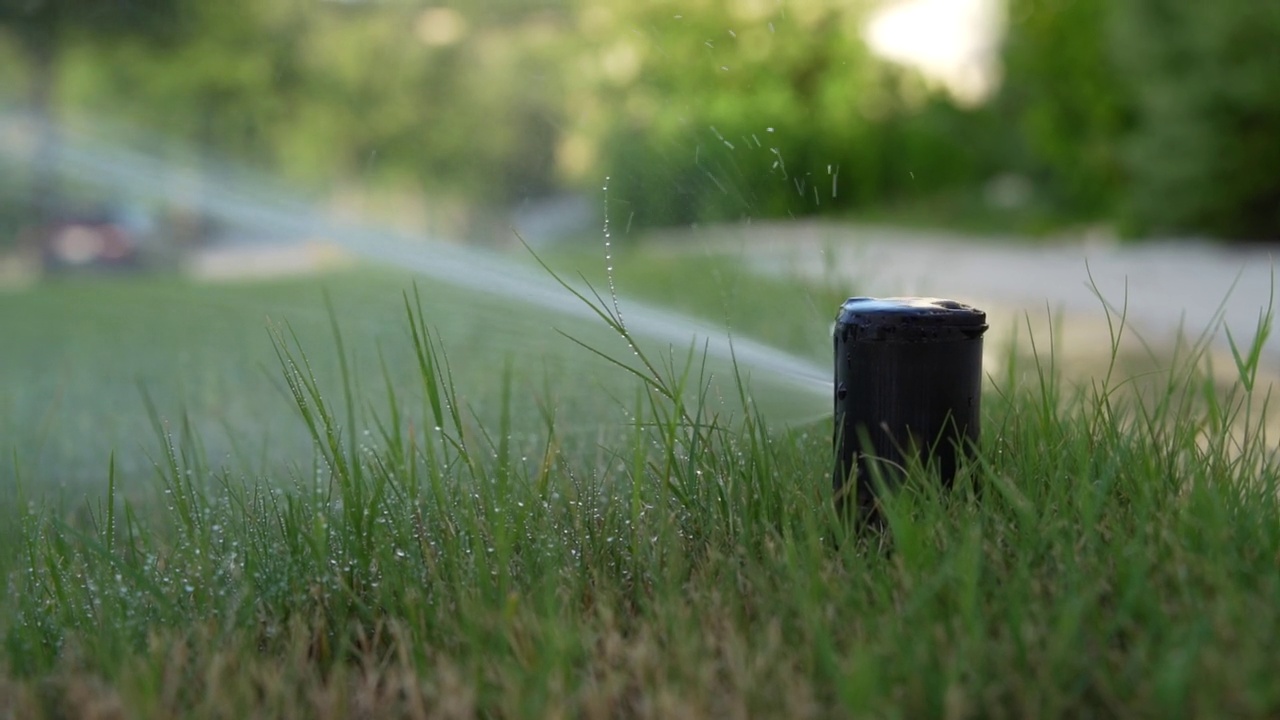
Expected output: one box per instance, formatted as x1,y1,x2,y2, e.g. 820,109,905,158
1,0,1278,487
1,0,1276,264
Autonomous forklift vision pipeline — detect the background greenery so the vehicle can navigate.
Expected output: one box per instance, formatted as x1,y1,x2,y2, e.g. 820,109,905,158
1,0,1278,241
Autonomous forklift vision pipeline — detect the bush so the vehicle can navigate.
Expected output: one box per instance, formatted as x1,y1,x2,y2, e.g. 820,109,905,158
995,0,1131,220
1112,0,1280,240
563,0,997,230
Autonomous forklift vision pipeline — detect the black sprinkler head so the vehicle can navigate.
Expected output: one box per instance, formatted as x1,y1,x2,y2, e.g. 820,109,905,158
832,297,988,517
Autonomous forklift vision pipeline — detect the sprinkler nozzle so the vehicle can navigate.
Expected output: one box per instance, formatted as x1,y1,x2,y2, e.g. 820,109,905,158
832,297,988,517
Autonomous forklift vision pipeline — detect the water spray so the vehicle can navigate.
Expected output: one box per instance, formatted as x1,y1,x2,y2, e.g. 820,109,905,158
832,297,988,517
0,110,831,404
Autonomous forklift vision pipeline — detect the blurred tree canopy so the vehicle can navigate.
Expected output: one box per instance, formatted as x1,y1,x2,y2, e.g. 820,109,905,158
1111,0,1280,239
996,0,1280,239
1,0,1277,240
0,0,192,220
996,0,1130,219
49,0,568,207
560,0,992,228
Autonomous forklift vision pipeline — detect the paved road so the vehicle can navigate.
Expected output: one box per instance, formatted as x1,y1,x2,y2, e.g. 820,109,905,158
676,221,1280,379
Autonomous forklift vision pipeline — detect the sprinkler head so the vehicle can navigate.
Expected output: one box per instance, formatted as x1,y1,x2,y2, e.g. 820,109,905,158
832,297,988,517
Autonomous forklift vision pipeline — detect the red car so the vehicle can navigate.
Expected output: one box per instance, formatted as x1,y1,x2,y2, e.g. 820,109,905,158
36,204,154,272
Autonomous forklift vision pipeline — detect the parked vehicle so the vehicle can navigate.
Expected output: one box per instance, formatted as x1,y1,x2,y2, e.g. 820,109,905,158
35,203,157,272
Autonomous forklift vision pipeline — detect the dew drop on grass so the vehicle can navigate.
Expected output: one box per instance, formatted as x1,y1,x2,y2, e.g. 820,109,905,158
602,176,626,333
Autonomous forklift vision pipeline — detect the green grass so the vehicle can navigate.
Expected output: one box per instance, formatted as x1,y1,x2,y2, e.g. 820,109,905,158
0,251,834,494
546,244,849,359
2,248,1279,718
0,269,418,490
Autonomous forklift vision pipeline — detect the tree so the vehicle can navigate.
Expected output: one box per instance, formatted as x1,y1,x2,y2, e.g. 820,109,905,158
0,0,189,222
10,0,576,241
558,0,995,231
1112,0,1280,239
558,0,875,227
996,0,1131,218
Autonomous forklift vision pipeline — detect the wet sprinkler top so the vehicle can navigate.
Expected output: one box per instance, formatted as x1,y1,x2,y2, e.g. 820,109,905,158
835,297,988,343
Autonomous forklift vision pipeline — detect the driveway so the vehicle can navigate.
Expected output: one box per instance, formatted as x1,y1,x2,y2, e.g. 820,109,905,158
670,221,1279,381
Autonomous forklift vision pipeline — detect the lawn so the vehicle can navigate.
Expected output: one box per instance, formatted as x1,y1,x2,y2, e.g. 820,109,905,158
1,242,1278,718
0,248,840,494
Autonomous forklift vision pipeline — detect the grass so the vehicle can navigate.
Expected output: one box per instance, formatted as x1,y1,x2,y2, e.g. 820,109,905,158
0,251,835,494
545,244,849,359
0,269,418,489
1,247,1279,718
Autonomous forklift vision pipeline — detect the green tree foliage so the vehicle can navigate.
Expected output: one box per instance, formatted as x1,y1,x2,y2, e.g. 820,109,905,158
561,0,991,229
51,1,296,170
996,0,1131,218
1112,0,1280,240
59,0,570,209
0,0,191,219
92,0,619,211
998,0,1280,239
7,0,1277,240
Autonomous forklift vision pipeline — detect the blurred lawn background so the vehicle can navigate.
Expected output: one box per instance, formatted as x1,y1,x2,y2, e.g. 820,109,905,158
0,250,844,495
